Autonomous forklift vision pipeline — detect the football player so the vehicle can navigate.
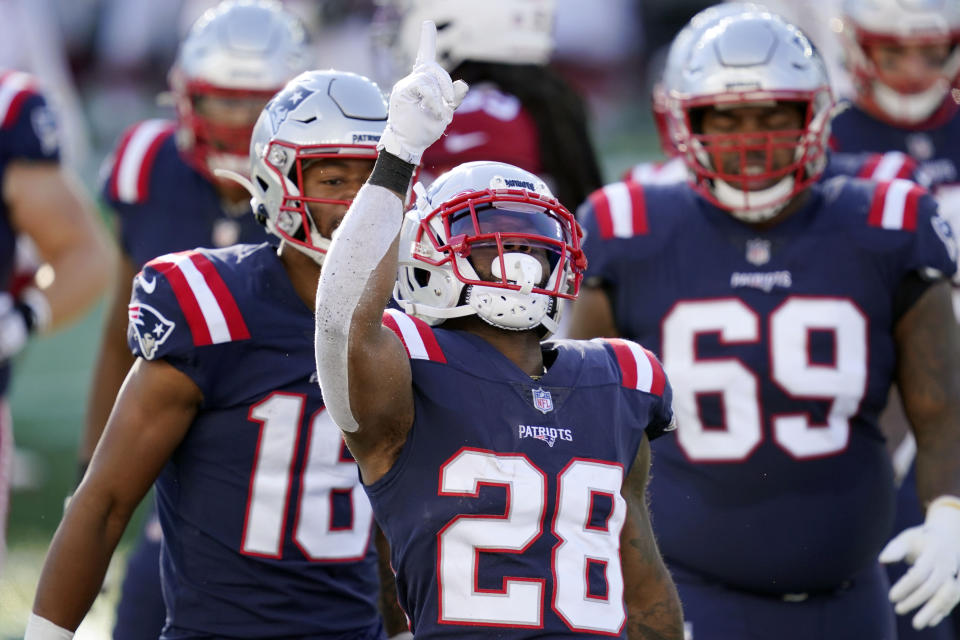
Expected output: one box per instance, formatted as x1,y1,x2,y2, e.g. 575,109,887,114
568,10,960,639
627,2,923,188
76,2,309,637
831,4,960,638
27,69,395,640
373,0,602,211
0,70,112,575
314,21,684,639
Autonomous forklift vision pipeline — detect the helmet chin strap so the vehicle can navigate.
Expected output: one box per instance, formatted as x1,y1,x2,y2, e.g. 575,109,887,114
872,80,949,125
713,176,795,223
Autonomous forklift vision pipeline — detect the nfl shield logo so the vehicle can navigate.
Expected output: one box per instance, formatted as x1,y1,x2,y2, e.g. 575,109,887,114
532,387,553,414
746,238,771,266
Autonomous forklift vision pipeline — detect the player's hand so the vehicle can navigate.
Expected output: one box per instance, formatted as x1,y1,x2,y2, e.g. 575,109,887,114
0,288,48,362
880,495,960,629
377,20,468,165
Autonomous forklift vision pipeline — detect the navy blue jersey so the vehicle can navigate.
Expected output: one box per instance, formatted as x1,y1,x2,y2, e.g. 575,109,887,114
366,310,673,639
127,243,382,639
0,71,60,395
579,177,957,594
832,101,960,198
102,119,267,270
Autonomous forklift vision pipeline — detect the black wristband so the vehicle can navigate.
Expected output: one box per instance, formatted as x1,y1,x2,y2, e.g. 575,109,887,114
369,150,416,196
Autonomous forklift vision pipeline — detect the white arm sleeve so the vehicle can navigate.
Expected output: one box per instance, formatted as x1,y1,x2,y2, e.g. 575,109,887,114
24,614,74,640
314,183,404,433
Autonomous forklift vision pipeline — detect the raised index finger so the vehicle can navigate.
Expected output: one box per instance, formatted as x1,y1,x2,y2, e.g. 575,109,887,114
415,20,437,67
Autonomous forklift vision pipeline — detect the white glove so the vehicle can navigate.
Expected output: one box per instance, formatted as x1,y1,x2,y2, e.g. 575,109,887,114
378,20,468,165
0,286,48,362
880,495,960,630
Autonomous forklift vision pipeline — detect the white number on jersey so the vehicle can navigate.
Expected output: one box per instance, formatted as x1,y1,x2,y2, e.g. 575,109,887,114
241,393,373,560
662,297,867,461
437,449,627,634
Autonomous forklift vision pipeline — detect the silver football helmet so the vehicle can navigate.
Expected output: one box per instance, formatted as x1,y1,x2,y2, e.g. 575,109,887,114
247,70,387,265
395,161,585,335
169,0,311,180
667,10,834,222
373,0,555,82
840,0,960,125
653,2,768,156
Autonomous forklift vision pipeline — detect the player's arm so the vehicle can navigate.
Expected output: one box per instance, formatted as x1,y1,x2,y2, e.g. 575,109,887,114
5,161,113,330
314,21,466,483
567,284,620,339
78,251,138,469
28,357,200,636
620,436,684,640
880,278,960,630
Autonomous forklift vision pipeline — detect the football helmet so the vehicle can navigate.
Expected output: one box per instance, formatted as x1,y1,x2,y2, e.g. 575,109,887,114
247,70,387,265
169,0,310,181
667,11,834,222
395,161,586,335
373,0,555,81
653,2,767,156
840,0,960,126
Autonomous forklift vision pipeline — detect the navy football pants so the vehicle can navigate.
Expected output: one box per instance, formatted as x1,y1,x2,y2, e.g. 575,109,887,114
113,500,166,640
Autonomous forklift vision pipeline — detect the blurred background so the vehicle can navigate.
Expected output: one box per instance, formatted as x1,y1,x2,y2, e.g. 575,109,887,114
0,0,850,636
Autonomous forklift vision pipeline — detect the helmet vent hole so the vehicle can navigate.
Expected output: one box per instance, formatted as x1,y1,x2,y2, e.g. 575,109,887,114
295,116,317,124
256,176,269,191
414,268,430,287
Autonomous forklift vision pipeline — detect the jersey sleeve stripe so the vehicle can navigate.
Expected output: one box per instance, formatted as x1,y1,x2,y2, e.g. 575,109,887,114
871,179,921,231
148,257,212,346
587,189,615,240
0,71,36,129
382,309,446,362
148,252,248,346
871,152,915,181
110,120,174,204
188,253,251,341
626,180,649,235
856,154,881,179
602,338,665,396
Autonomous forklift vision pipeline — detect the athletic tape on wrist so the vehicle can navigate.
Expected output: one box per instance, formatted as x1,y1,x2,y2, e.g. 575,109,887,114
315,183,404,433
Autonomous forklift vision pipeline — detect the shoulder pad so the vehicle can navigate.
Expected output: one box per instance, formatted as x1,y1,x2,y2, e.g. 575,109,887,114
585,181,649,240
867,179,928,231
141,250,250,347
594,337,666,396
857,151,917,182
382,309,446,363
106,119,176,204
0,70,40,129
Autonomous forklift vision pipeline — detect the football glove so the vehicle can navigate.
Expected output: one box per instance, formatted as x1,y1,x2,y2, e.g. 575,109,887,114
0,287,49,363
880,495,960,630
377,20,468,165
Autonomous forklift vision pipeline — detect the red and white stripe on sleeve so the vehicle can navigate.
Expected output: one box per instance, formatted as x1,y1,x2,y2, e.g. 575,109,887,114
599,338,666,396
867,179,926,231
145,251,250,346
108,119,176,204
382,309,446,363
857,151,917,182
587,181,649,240
0,70,37,129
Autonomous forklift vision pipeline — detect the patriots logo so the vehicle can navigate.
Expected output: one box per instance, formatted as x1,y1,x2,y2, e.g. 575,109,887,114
128,303,175,360
533,432,557,447
267,85,316,133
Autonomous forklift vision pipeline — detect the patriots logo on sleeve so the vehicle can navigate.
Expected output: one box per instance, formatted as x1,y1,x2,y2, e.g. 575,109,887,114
128,302,176,360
